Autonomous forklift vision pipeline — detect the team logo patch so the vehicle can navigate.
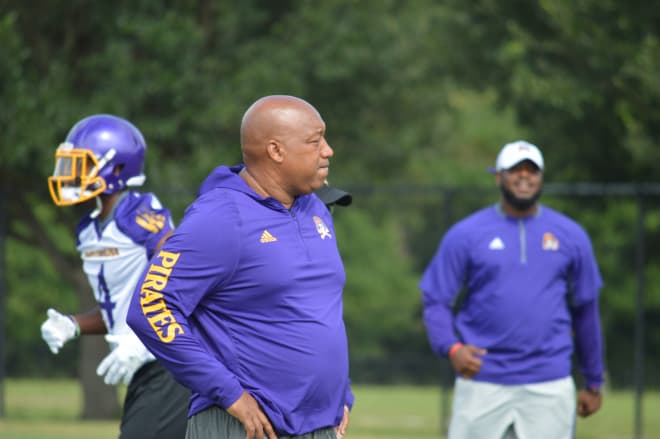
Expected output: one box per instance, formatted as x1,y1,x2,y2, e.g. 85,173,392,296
136,209,166,233
542,232,560,251
313,216,332,240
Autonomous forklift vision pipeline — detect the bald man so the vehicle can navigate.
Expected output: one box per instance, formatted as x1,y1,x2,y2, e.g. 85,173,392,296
127,95,353,439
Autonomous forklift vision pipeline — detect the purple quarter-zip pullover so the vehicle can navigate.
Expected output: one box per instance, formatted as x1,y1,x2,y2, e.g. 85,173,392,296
420,204,604,388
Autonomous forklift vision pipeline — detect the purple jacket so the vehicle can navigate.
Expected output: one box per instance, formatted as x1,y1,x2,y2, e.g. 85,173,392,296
420,204,605,388
127,165,353,435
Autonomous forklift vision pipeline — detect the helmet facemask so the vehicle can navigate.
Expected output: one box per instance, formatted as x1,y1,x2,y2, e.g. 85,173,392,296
48,114,148,206
48,142,116,206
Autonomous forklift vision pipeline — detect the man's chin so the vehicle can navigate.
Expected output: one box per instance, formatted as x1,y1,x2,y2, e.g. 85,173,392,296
316,170,329,184
500,185,542,211
311,181,325,192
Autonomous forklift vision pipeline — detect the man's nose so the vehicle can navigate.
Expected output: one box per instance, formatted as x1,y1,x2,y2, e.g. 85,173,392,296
322,139,334,157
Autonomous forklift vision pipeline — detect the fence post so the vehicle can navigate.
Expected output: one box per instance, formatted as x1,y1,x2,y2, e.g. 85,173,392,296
438,188,456,436
0,189,6,417
633,191,645,439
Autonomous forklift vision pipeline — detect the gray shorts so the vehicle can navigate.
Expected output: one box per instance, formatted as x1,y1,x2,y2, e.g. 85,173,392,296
186,405,337,439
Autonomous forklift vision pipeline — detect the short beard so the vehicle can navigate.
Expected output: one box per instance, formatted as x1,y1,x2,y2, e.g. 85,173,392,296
499,184,542,212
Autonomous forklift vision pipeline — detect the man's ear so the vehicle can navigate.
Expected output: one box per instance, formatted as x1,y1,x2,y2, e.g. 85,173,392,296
266,139,284,163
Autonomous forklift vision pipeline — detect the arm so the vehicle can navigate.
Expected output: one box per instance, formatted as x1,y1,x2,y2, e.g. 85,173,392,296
74,308,107,334
420,227,468,356
127,231,244,405
569,225,605,417
571,299,604,417
128,247,245,405
126,200,276,438
422,287,486,379
420,226,487,378
571,299,605,388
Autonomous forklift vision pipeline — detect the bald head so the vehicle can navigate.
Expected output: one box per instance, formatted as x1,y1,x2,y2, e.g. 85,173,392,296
237,95,333,207
240,95,322,163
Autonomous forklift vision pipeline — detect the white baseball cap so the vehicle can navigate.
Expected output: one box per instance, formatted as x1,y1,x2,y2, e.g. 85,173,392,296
495,140,544,172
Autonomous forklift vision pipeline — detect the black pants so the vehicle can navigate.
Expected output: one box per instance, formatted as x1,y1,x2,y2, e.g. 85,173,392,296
120,361,190,439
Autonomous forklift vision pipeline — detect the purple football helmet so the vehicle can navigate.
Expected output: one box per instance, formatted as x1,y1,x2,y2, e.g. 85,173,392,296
48,114,147,206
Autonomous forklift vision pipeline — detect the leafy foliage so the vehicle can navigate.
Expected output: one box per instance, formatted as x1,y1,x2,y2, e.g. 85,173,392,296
2,1,660,400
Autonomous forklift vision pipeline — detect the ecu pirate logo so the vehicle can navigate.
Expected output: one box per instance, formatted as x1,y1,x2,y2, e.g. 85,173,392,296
313,216,332,240
542,232,560,251
136,209,166,233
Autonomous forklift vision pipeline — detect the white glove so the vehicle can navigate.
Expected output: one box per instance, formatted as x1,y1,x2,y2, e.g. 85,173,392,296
40,308,79,354
96,332,153,386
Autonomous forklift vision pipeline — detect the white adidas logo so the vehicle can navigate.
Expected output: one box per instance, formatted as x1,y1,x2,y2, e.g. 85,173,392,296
489,237,505,250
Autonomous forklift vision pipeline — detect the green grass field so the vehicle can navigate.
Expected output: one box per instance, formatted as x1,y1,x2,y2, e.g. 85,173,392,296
0,379,659,438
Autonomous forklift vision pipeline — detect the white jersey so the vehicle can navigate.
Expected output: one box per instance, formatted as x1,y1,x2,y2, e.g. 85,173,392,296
76,191,174,354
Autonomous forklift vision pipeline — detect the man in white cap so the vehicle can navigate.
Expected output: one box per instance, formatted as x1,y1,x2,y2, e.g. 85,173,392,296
420,140,605,438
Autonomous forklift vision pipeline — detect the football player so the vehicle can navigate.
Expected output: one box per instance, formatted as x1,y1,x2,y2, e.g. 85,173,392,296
41,114,189,439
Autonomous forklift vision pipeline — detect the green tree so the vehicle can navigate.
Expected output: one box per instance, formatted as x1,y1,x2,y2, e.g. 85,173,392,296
439,0,660,387
440,0,660,181
5,1,659,418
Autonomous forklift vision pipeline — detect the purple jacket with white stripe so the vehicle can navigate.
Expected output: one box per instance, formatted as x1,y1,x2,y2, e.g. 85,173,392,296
420,204,605,388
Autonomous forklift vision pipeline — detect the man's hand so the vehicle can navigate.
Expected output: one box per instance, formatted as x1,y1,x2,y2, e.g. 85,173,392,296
226,391,277,439
577,388,602,417
450,344,487,379
96,332,153,385
40,308,78,354
336,404,350,439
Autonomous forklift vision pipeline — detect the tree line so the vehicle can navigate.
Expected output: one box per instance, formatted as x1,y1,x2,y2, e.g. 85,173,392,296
2,0,660,417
